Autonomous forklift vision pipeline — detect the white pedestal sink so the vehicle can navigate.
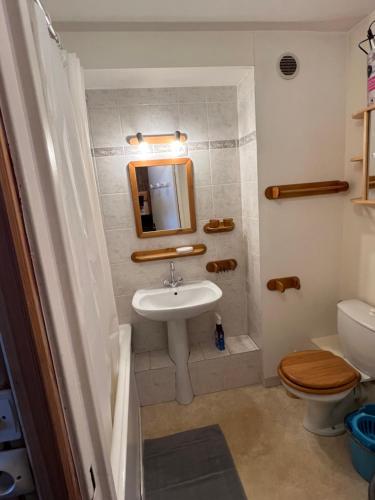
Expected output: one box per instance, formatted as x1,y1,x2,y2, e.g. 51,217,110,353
132,280,222,404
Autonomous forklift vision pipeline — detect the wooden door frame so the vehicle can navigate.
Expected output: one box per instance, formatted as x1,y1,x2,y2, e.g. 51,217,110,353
0,111,82,499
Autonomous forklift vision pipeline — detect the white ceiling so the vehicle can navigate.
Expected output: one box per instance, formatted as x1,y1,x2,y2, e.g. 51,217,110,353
44,0,374,30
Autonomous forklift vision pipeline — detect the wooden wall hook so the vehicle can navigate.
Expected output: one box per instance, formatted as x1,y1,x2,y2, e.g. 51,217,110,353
206,259,237,273
267,276,301,293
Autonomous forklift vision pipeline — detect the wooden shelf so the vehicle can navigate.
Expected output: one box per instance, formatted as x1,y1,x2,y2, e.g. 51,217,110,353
352,104,375,119
265,180,349,200
131,243,206,263
350,155,363,162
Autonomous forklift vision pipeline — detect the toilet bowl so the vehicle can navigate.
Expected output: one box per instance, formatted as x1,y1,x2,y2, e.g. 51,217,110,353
278,350,361,436
279,299,375,436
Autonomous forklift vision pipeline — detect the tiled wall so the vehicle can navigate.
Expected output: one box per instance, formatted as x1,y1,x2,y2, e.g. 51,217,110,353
87,85,257,352
237,70,262,348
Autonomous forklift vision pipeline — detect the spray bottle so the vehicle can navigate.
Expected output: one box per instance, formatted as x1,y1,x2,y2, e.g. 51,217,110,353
214,313,225,351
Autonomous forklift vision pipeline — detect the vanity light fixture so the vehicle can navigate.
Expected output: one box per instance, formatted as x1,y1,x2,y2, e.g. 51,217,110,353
127,131,187,146
135,132,150,153
171,130,185,155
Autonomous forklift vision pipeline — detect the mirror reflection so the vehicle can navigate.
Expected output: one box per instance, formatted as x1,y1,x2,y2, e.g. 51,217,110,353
368,110,375,200
128,158,196,238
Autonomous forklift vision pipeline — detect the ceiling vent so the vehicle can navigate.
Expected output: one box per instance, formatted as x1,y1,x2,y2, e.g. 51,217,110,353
278,53,299,80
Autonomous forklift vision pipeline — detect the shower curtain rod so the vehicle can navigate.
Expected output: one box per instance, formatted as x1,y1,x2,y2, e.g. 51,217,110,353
33,0,62,47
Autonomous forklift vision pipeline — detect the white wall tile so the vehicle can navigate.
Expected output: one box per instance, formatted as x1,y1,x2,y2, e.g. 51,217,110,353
187,311,216,345
208,102,238,140
100,194,133,229
115,294,133,324
210,148,240,184
177,87,207,103
149,350,174,369
86,89,118,108
89,108,123,147
105,229,132,263
189,357,226,395
216,279,247,336
200,341,229,359
223,351,261,389
135,367,175,405
226,335,259,354
206,86,237,103
95,155,128,194
117,87,179,105
212,183,242,218
195,186,214,220
134,352,150,372
120,104,179,137
189,343,204,363
179,103,208,141
189,150,211,186
239,141,257,183
190,350,260,396
132,321,167,352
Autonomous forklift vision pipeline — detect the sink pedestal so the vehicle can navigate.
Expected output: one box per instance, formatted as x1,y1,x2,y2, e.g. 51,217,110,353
167,319,193,405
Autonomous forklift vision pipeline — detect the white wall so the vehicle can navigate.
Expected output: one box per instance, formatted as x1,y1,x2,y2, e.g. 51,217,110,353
63,27,356,379
340,10,375,304
253,32,347,379
60,31,254,68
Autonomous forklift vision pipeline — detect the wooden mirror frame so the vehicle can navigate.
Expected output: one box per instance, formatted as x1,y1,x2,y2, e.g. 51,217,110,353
128,158,196,238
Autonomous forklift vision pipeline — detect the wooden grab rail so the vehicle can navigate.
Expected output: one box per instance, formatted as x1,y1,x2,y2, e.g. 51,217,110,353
265,180,349,200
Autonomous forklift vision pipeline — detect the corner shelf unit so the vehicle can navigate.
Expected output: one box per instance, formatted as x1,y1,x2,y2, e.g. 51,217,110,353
350,104,375,206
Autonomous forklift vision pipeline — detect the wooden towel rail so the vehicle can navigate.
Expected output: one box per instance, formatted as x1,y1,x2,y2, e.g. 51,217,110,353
265,180,349,200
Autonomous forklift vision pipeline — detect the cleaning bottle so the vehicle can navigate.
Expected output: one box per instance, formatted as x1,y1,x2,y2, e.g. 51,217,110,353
214,313,225,351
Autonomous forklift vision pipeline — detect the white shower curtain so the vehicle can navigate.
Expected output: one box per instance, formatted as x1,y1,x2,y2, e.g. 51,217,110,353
31,3,119,460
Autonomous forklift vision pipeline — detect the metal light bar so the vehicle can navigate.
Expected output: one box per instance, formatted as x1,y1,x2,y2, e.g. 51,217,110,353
127,131,187,146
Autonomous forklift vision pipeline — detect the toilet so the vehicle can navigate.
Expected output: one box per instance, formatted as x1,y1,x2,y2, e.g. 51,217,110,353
278,299,375,436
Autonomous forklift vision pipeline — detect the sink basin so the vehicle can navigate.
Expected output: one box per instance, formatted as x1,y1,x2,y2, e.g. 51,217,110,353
132,279,222,405
132,280,222,321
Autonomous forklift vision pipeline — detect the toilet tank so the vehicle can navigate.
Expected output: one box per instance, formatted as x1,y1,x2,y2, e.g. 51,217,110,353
337,299,375,377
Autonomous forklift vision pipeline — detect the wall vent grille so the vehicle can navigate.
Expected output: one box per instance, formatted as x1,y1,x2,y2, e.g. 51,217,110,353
278,53,299,80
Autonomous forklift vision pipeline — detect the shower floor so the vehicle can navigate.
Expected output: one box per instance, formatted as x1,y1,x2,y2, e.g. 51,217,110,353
142,384,368,500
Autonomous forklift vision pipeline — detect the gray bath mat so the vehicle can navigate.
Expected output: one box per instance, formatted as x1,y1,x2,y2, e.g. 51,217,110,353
143,424,247,500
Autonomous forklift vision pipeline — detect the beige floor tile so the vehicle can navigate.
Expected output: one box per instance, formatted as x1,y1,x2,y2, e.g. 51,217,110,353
141,385,368,500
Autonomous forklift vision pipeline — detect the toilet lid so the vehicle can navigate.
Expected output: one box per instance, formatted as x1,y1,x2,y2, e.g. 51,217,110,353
279,350,360,391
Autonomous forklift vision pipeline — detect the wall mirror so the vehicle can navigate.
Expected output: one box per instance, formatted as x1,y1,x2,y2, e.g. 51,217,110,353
128,158,196,238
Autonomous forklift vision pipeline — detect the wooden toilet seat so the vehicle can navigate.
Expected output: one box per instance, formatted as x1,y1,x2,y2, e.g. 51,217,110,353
278,350,361,395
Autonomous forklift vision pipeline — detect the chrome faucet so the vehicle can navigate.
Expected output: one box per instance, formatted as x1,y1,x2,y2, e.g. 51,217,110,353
163,261,183,288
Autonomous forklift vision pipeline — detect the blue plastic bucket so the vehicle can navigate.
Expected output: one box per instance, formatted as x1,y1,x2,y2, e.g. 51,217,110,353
347,432,375,482
345,405,375,482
